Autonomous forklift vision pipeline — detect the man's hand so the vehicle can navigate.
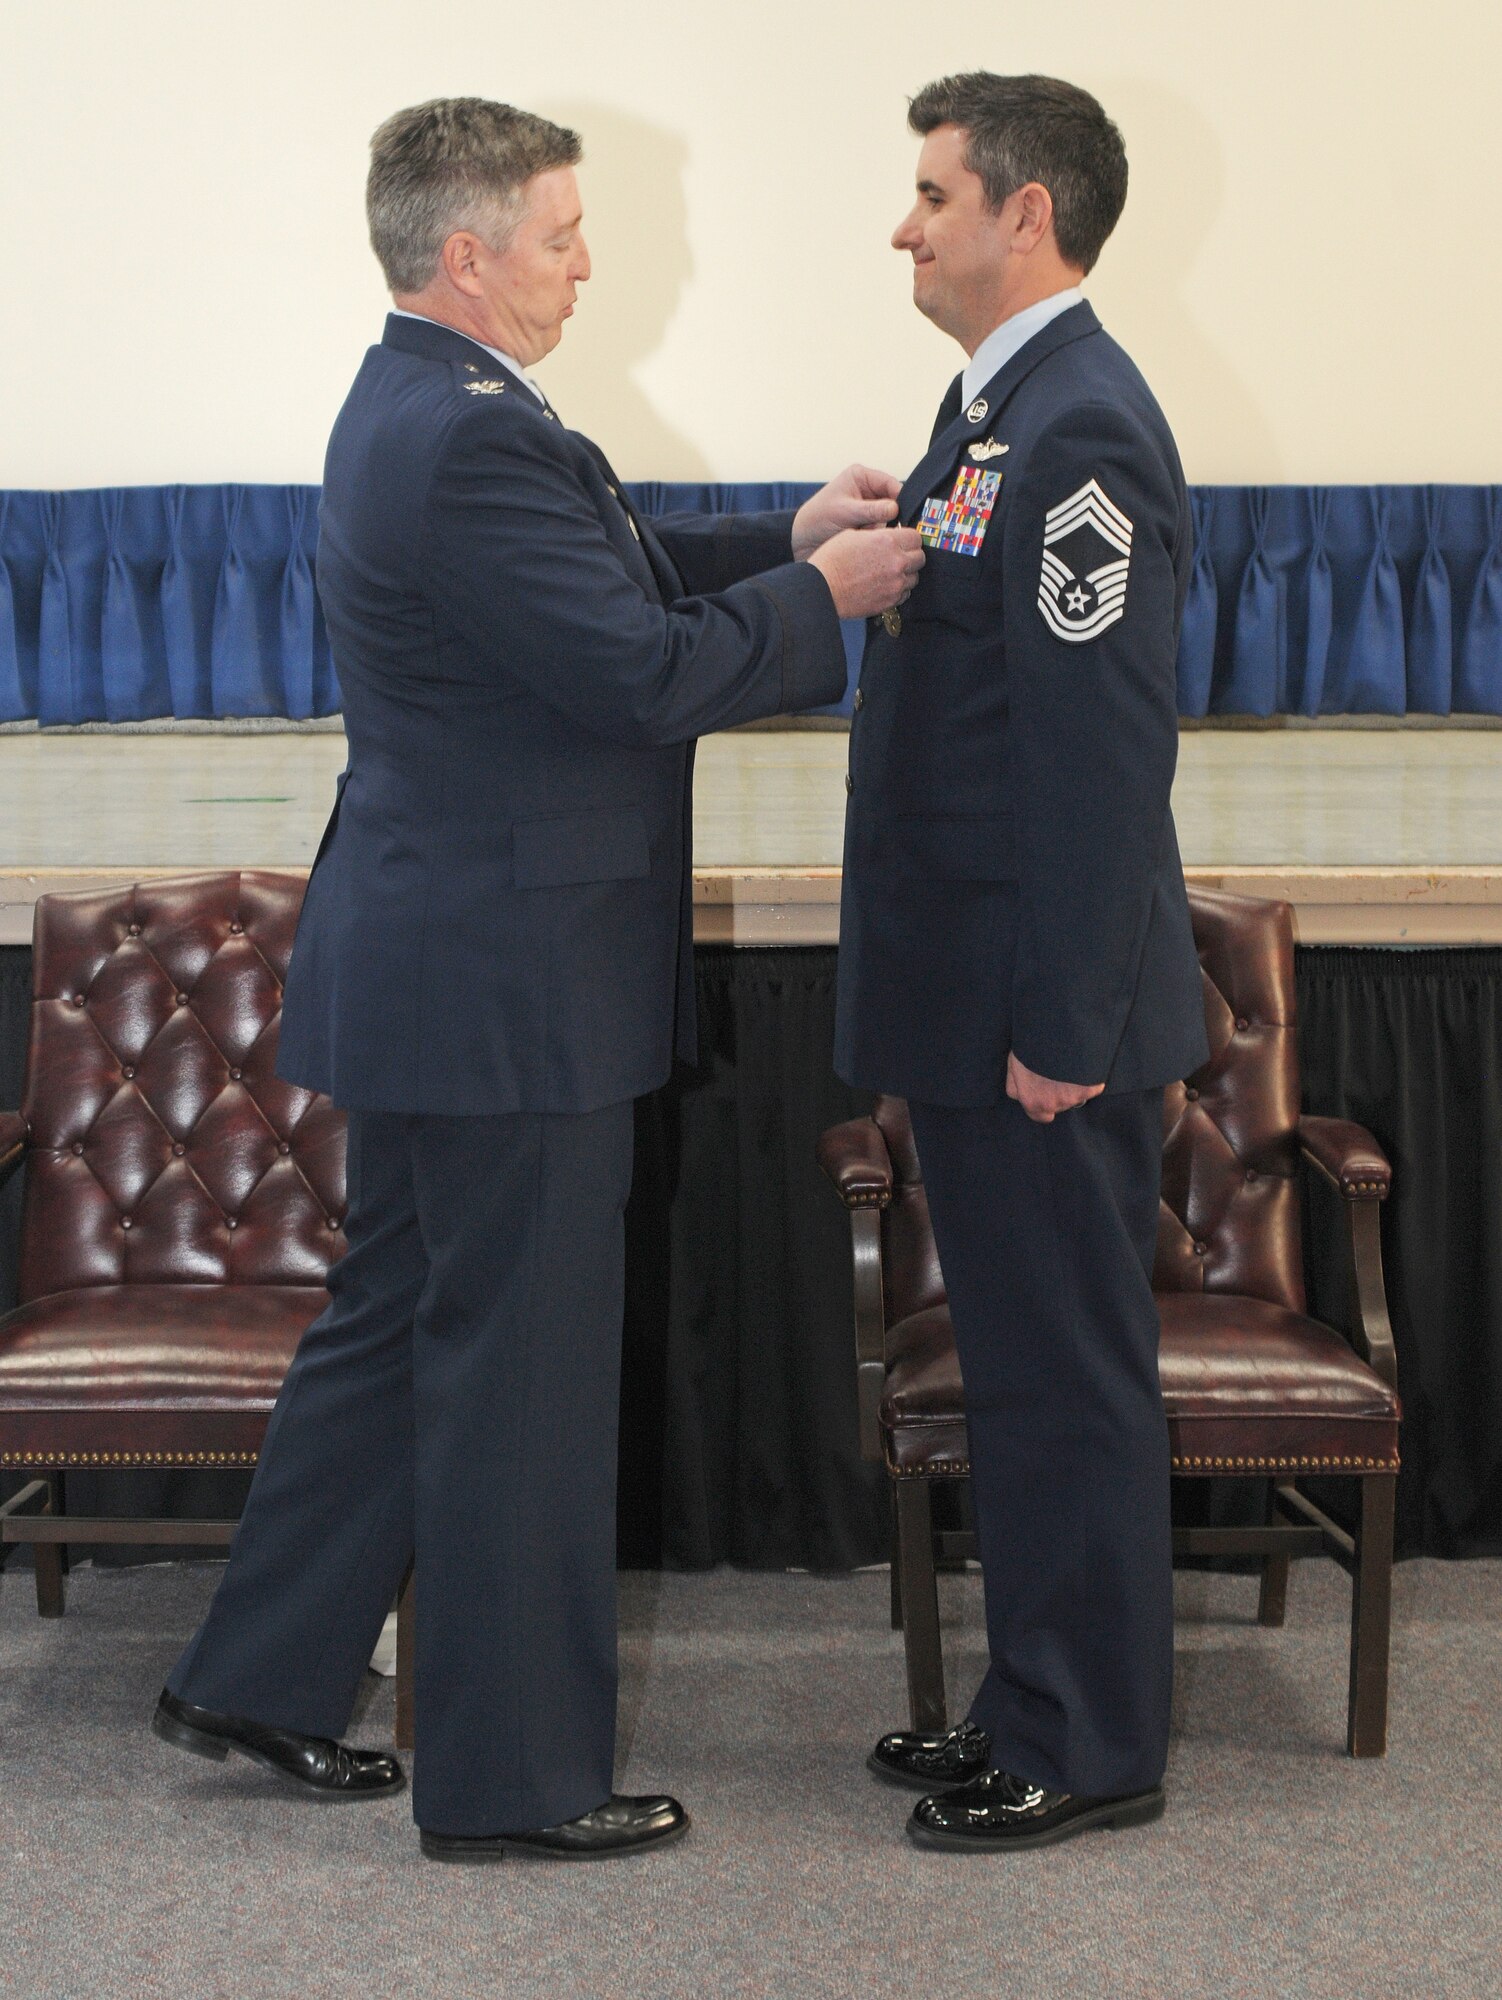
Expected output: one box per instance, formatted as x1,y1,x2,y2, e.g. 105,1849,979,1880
809,526,925,620
792,464,903,558
1006,1052,1105,1124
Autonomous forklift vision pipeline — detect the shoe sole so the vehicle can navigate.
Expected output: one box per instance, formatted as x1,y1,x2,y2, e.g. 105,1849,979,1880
152,1706,406,1801
906,1788,1165,1853
866,1751,976,1793
420,1819,690,1864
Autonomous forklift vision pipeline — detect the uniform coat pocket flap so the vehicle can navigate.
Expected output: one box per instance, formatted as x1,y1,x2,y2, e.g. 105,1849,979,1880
512,807,652,889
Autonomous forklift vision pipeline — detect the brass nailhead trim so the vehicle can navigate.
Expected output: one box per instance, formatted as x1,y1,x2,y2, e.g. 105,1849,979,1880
1,1450,259,1467
1171,1453,1398,1472
889,1452,1397,1477
846,1193,892,1210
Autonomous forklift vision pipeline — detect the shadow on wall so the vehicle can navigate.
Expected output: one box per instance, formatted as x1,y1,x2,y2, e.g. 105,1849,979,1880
533,100,710,480
1091,80,1282,482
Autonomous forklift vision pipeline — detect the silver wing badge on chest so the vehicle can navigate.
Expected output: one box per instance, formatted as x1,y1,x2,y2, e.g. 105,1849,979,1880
967,438,1008,462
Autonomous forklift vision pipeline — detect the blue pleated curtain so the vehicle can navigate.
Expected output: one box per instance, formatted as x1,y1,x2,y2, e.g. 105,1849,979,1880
1,483,1499,722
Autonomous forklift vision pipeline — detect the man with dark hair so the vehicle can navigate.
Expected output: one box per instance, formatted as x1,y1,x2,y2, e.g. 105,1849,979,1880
153,95,923,1861
837,72,1208,1850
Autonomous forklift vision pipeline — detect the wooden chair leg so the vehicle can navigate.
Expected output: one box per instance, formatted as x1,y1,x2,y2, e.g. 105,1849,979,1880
394,1565,415,1753
889,1488,904,1630
1348,1474,1396,1757
893,1477,945,1731
33,1474,65,1619
1258,1479,1291,1627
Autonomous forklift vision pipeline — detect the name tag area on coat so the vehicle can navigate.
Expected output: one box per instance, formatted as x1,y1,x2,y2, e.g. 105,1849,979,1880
918,468,1002,557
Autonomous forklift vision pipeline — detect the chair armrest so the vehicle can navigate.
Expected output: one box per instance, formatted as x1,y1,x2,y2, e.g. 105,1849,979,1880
1300,1115,1398,1392
0,1112,27,1186
815,1117,894,1210
1299,1115,1391,1200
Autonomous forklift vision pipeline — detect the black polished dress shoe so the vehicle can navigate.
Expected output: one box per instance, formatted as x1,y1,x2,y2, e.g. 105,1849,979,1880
152,1688,405,1800
908,1768,1164,1851
867,1720,993,1792
420,1793,689,1863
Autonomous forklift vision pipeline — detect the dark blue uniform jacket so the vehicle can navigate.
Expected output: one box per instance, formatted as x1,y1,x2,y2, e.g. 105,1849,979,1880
835,301,1209,1104
280,314,845,1114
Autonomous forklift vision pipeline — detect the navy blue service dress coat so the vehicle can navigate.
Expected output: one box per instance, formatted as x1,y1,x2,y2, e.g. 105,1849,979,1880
168,313,847,1838
836,300,1207,1103
834,300,1208,1800
281,312,845,1115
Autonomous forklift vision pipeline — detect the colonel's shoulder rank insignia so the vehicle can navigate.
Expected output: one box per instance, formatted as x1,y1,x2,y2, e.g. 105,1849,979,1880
1037,478,1133,642
463,378,507,396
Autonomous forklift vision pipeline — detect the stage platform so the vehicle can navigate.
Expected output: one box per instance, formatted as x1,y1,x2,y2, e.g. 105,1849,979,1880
12,723,1502,944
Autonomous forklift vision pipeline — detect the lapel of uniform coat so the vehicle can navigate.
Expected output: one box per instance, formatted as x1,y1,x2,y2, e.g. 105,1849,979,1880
897,301,1103,526
570,432,684,604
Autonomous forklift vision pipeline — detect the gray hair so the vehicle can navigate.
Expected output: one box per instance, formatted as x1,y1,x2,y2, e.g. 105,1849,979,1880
908,73,1127,275
366,97,582,294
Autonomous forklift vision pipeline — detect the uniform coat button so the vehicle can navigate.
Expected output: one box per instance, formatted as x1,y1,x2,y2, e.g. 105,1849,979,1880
844,773,854,795
882,609,903,638
852,687,865,712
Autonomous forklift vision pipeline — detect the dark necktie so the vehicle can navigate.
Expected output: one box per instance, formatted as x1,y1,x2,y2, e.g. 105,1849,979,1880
930,373,964,444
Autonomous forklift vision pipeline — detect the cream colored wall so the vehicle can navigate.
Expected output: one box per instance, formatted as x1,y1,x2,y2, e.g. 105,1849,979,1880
2,0,1496,489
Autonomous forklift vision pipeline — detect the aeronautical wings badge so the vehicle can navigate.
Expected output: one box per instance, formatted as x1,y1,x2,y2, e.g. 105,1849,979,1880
1037,478,1133,642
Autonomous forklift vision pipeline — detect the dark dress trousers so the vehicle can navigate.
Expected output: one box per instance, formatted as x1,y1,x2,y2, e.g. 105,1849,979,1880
169,313,846,1835
836,302,1209,1796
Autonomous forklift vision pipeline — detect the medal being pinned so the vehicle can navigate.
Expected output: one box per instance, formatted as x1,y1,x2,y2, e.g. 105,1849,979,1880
1036,477,1133,642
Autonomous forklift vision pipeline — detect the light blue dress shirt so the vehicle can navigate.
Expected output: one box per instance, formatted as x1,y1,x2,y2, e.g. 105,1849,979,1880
961,287,1084,409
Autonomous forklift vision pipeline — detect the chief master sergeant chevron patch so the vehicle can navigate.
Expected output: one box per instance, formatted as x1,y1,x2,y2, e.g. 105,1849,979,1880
1037,477,1134,643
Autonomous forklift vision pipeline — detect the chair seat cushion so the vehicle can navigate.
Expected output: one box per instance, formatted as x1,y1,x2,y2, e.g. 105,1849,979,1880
880,1292,1400,1478
0,1284,326,1467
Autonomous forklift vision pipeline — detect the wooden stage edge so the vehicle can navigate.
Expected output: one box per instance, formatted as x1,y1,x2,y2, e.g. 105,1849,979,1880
2,866,1501,948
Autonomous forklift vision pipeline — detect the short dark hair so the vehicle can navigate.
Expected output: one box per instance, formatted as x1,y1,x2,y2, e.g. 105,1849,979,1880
908,72,1127,274
367,97,582,294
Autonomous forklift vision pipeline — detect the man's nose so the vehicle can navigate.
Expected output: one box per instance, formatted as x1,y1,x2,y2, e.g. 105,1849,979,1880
891,210,920,252
574,234,592,282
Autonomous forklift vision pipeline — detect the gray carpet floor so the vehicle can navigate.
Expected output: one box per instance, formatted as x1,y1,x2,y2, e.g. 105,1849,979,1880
1,1557,1498,2000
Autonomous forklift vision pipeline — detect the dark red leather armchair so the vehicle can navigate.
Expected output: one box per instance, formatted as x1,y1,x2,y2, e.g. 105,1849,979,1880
818,889,1401,1757
0,873,417,1726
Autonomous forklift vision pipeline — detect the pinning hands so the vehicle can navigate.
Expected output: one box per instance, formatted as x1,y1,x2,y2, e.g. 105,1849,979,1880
792,463,904,556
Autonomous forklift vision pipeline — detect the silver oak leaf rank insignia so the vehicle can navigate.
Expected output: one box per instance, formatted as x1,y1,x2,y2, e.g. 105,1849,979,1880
1037,478,1133,643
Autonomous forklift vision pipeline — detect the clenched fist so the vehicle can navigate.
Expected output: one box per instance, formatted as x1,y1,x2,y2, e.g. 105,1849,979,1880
809,525,925,620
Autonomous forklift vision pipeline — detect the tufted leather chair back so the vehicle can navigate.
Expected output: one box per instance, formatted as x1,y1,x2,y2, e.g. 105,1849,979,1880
19,871,345,1302
1155,889,1303,1312
875,886,1304,1322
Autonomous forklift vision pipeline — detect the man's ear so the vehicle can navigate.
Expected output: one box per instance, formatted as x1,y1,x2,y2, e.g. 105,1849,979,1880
1009,182,1056,256
439,230,487,297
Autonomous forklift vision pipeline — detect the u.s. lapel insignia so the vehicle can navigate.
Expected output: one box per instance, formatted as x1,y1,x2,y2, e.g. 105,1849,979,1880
1037,478,1134,642
968,438,1008,462
463,378,507,396
965,398,989,424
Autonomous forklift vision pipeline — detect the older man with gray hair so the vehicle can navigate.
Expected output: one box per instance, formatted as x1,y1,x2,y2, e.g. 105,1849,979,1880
152,97,922,1861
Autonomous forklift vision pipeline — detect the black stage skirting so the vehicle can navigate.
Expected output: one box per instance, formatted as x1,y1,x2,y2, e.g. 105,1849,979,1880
2,943,1499,1568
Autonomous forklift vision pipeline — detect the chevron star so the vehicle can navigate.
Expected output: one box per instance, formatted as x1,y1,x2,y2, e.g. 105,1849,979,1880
1066,584,1090,614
